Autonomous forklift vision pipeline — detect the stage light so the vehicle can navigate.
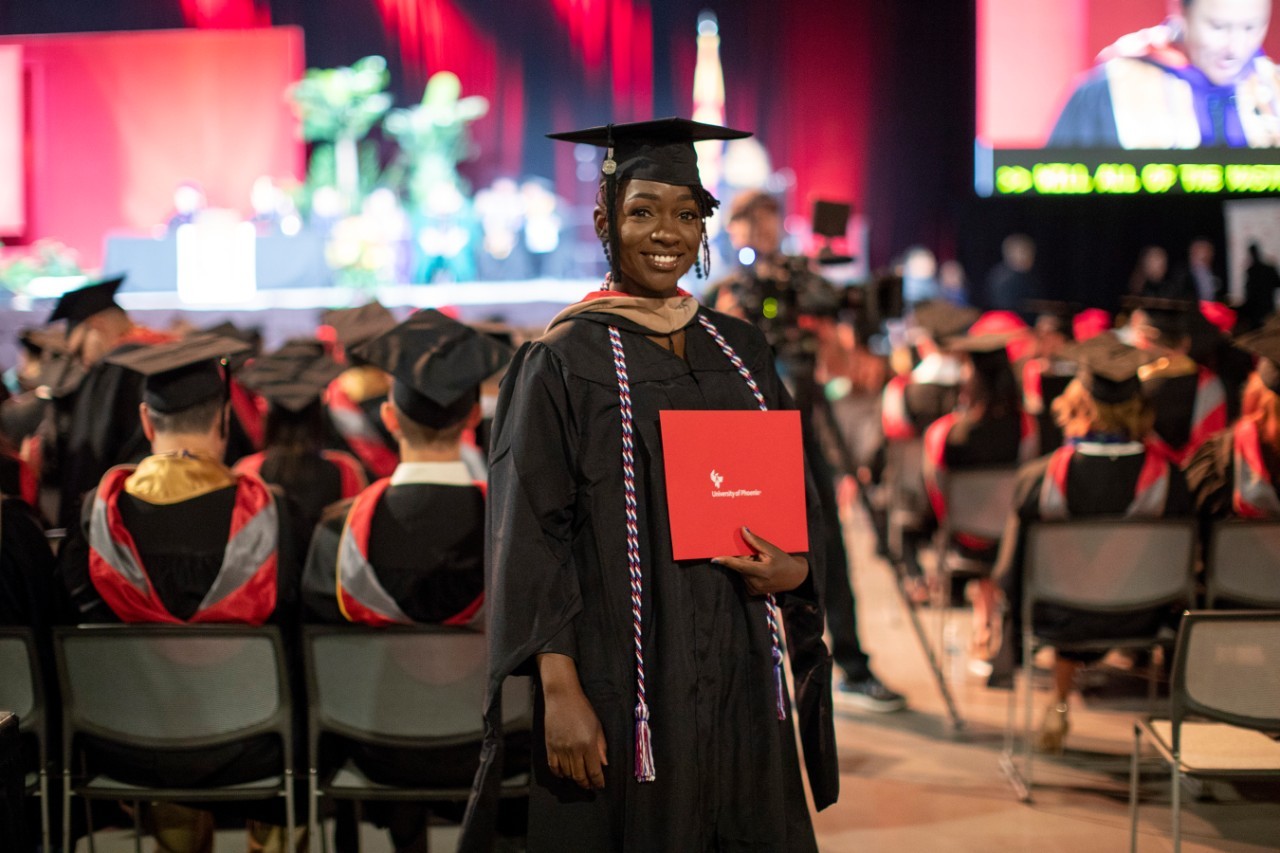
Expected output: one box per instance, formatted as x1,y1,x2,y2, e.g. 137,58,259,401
697,11,718,37
738,247,756,266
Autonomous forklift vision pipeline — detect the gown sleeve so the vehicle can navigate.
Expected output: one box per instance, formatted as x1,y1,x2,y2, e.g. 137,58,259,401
486,340,583,678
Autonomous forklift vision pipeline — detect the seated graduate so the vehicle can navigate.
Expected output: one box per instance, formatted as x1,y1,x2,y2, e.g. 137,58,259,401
923,330,1038,662
991,335,1192,752
302,310,515,853
303,308,512,626
1019,301,1079,454
1185,324,1280,522
881,300,976,441
320,302,401,481
44,276,177,528
56,332,300,627
52,333,304,852
1127,298,1228,464
233,340,366,536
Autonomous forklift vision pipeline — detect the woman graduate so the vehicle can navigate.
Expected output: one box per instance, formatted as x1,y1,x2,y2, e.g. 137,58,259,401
463,119,838,853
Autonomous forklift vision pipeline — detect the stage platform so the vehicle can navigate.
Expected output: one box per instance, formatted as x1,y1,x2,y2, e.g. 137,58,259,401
0,279,601,365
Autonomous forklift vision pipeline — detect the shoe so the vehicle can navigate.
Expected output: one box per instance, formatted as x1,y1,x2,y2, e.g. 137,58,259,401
1034,702,1070,755
836,676,907,713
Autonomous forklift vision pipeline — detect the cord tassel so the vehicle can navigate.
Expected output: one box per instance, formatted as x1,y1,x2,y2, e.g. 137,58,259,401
634,700,656,782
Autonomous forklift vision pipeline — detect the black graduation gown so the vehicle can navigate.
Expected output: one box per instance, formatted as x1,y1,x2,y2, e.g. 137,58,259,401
0,496,55,629
301,481,486,625
1143,370,1201,452
463,307,837,853
53,349,150,528
993,447,1193,659
258,451,353,543
53,481,301,788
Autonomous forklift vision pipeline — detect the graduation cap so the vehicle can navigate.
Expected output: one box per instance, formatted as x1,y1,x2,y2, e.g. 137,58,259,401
1024,299,1078,338
351,309,515,430
1124,296,1195,341
238,343,344,413
946,332,1019,375
46,276,126,330
547,117,750,187
321,303,397,350
548,117,750,282
1235,325,1280,392
910,300,981,344
1060,334,1156,404
106,334,252,414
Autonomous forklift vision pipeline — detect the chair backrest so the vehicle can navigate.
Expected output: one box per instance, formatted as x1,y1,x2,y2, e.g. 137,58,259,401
304,626,531,747
0,628,41,739
54,625,290,759
1206,520,1280,608
1024,519,1196,613
1170,611,1280,734
944,466,1020,539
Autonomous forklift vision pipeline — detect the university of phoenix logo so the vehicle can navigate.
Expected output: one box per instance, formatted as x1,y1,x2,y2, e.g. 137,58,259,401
710,469,724,489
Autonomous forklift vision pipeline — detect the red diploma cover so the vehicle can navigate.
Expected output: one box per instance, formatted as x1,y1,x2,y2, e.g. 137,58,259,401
659,409,809,560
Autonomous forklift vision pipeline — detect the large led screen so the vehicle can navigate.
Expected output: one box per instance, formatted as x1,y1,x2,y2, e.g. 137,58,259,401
977,0,1280,196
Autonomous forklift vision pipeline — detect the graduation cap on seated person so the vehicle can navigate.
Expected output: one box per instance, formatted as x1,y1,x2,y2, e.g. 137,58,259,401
1024,300,1079,338
350,309,514,430
1059,334,1156,404
946,331,1021,373
321,303,397,359
46,275,126,331
237,342,345,413
910,299,981,345
105,333,252,416
1234,324,1280,393
547,117,752,282
1123,295,1196,342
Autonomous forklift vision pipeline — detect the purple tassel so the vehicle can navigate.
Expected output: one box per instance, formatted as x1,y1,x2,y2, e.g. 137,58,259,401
634,700,656,782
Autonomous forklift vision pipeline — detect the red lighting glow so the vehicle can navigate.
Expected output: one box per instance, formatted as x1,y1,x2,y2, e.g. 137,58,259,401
179,0,270,29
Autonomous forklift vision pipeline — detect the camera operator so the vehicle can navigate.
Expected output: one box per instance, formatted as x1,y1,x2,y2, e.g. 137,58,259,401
709,190,906,713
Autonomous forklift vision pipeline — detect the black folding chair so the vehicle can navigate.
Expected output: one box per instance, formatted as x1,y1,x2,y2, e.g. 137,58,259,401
0,628,48,853
1129,610,1280,852
1001,518,1197,801
55,624,296,853
1204,519,1280,608
303,625,531,853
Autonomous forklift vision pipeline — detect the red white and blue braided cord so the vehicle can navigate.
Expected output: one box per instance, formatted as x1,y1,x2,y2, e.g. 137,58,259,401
696,314,788,722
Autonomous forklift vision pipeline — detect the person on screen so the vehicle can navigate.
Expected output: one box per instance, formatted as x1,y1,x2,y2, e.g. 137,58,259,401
463,118,837,853
1048,0,1280,149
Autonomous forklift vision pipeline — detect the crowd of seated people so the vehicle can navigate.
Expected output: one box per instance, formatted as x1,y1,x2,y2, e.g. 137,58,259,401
3,260,1280,849
0,278,520,853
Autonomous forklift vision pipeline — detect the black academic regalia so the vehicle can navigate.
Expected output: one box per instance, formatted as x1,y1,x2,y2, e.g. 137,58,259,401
302,482,485,626
1047,71,1122,148
54,481,301,789
256,451,355,542
463,307,837,853
904,382,959,435
53,349,151,528
0,392,47,447
0,496,56,629
993,447,1193,662
1142,370,1201,451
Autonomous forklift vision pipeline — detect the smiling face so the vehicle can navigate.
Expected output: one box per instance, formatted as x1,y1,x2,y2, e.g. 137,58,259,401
1183,0,1272,85
596,179,703,298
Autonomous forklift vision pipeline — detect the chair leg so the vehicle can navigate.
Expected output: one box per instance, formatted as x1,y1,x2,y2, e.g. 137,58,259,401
353,800,363,853
1021,634,1036,801
38,769,50,853
132,801,143,853
1146,644,1160,715
285,771,296,853
308,771,320,853
1128,724,1142,853
61,772,72,853
1171,765,1182,853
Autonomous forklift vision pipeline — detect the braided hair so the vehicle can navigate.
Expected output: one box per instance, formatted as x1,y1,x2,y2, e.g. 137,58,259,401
596,176,720,286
